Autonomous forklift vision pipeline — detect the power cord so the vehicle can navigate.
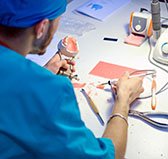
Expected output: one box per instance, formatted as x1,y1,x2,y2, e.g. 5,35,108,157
147,37,168,94
136,37,168,100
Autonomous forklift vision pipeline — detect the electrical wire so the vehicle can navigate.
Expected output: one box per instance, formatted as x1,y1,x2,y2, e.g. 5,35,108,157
134,37,168,100
147,38,168,94
147,38,168,75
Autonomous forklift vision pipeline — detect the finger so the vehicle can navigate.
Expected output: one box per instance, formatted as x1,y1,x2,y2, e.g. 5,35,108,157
111,86,117,94
70,64,76,72
115,71,129,88
140,87,144,93
122,71,130,79
117,72,130,83
45,52,62,66
58,59,69,70
66,59,76,66
53,53,62,62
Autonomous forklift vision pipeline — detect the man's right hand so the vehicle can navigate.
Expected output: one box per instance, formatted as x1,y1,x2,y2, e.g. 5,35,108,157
115,72,144,107
44,52,75,74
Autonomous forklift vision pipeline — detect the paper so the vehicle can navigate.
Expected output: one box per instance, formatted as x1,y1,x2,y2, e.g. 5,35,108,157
58,16,96,36
75,0,130,21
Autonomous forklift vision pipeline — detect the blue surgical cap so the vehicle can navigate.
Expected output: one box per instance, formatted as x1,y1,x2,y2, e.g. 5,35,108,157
0,0,67,28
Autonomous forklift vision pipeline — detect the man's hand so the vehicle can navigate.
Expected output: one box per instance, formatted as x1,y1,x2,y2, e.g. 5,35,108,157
44,52,75,74
116,72,144,106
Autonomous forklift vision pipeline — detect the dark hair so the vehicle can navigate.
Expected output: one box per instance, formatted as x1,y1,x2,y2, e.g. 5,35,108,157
0,25,29,38
0,20,54,38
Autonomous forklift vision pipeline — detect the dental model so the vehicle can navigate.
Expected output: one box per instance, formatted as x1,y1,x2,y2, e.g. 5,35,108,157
58,36,79,58
57,36,79,80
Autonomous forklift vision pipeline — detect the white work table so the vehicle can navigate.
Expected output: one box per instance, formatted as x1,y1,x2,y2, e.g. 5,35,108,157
27,0,168,158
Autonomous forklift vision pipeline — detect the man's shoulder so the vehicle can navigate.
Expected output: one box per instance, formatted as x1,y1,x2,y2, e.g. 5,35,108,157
0,46,73,92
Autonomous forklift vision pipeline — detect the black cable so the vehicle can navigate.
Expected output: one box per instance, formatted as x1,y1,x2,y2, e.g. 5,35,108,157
161,24,168,28
140,8,149,12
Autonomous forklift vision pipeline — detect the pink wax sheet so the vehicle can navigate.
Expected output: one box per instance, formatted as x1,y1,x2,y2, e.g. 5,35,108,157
89,61,137,79
124,33,146,46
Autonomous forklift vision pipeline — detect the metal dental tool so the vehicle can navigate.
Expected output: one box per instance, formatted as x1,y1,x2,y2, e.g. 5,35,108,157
129,109,168,130
97,69,156,90
81,88,105,126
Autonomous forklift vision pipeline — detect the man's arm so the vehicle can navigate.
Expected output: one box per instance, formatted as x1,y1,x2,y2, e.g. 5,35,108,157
103,72,144,159
44,55,144,159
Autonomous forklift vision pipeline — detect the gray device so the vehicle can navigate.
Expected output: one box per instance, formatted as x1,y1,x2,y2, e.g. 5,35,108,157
151,0,161,40
153,28,168,65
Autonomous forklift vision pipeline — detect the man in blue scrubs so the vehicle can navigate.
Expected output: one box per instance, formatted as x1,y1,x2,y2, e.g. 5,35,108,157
0,0,144,158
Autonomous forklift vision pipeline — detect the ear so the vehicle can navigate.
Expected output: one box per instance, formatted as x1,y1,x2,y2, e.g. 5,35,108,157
34,19,50,39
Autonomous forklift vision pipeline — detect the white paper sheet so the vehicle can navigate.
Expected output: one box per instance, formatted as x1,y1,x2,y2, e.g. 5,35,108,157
75,0,131,21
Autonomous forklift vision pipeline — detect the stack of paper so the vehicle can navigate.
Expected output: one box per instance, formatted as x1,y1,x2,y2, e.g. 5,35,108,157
75,0,130,21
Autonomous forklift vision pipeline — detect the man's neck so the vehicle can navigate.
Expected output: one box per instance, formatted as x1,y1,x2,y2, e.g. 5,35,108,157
0,35,32,56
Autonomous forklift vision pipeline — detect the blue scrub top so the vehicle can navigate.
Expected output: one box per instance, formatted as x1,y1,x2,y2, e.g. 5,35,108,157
0,46,115,159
